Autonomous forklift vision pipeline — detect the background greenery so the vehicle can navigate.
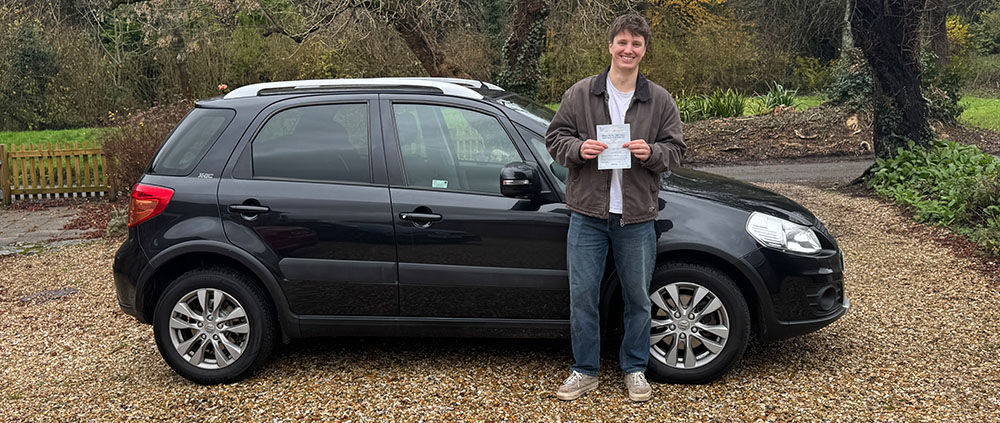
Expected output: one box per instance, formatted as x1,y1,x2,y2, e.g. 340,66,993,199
1,0,999,133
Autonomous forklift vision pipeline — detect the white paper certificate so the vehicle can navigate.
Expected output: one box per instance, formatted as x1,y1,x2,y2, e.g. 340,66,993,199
597,124,631,170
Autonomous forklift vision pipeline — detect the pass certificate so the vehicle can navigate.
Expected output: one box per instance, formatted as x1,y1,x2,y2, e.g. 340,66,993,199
597,124,631,170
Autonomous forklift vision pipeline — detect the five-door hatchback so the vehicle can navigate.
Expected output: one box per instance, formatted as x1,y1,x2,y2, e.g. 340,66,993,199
113,78,849,385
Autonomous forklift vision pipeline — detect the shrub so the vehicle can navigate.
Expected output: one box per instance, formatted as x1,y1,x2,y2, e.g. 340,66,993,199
100,99,193,197
791,56,833,94
920,50,967,123
674,89,748,122
970,6,1000,55
947,15,972,57
761,82,798,111
869,139,1000,255
675,91,704,123
701,88,747,118
827,48,873,113
0,22,59,130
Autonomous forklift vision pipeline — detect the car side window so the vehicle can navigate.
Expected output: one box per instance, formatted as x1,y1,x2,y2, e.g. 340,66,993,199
393,103,521,194
516,123,567,190
252,103,370,183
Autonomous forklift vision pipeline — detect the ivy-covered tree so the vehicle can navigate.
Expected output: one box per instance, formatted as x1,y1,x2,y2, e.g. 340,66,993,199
852,0,934,159
496,0,549,96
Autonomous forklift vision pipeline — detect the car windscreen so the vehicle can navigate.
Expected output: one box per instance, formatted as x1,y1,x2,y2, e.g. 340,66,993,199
150,107,235,176
487,92,555,126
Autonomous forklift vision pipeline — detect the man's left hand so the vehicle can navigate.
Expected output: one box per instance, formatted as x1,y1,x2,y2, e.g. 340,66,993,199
624,139,651,161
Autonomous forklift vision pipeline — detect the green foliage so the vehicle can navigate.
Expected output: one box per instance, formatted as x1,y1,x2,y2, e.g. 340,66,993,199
702,88,747,117
495,4,548,98
970,6,1000,55
675,91,704,122
869,139,1000,255
676,88,749,122
642,17,792,96
827,48,873,113
791,56,833,94
0,22,59,130
538,18,608,103
761,82,797,110
920,51,967,123
947,15,972,57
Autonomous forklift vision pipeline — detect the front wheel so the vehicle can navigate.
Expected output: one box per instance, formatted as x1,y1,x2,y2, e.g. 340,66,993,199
646,262,750,384
153,267,277,384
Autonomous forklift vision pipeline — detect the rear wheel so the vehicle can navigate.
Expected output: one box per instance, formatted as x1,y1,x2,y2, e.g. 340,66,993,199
153,267,276,384
646,262,750,384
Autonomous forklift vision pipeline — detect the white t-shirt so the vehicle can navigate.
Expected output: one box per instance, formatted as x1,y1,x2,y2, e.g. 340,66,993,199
606,78,633,214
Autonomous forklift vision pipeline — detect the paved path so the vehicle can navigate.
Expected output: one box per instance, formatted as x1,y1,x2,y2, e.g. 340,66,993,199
693,158,873,185
0,207,92,255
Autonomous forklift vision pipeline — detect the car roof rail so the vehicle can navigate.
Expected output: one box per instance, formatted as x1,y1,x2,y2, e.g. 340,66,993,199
224,78,504,100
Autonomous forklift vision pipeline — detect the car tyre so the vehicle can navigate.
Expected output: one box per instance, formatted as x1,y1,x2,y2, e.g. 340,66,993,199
153,267,277,385
645,262,750,384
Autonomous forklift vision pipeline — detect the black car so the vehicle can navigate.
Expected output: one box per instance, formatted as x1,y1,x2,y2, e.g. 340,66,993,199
113,78,849,385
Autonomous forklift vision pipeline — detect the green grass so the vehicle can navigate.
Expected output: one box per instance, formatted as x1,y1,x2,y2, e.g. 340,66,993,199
959,95,1000,131
742,94,826,116
0,128,106,148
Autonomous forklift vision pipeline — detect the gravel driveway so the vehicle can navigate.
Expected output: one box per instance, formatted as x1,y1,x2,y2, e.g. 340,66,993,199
2,184,999,422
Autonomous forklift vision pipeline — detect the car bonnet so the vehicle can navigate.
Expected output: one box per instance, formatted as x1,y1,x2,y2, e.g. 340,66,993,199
660,168,818,226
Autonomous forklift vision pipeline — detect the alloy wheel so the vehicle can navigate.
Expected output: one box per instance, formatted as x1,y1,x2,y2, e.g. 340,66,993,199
649,282,731,370
168,288,251,369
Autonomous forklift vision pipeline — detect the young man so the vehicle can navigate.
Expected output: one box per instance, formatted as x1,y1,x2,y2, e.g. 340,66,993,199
545,13,685,402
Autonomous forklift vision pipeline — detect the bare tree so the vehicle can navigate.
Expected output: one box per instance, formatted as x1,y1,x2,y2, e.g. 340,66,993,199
852,0,933,159
257,0,474,77
730,0,845,60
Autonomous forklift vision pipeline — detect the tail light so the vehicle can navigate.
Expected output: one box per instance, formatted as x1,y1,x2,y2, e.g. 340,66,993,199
128,184,174,228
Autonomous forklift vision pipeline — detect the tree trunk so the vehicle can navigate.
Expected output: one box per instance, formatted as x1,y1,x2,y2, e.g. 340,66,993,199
925,0,950,67
851,0,933,159
840,0,853,59
497,0,548,96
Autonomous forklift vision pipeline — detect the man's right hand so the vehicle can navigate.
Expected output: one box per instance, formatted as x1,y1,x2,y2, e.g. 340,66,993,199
580,139,608,160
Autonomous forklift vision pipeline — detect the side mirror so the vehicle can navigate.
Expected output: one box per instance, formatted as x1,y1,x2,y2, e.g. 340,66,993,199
500,162,541,199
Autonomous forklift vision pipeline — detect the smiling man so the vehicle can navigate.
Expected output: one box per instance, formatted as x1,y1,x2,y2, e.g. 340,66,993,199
545,13,686,402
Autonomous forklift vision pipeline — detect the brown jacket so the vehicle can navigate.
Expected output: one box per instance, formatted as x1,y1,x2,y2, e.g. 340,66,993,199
545,69,686,224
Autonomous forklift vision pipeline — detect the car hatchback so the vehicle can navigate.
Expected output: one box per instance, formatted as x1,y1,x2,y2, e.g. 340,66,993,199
113,78,848,385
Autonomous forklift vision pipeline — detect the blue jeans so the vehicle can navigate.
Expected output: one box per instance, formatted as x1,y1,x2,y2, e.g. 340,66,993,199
567,212,655,376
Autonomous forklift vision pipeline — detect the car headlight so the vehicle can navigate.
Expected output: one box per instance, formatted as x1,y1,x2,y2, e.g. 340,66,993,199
745,211,822,254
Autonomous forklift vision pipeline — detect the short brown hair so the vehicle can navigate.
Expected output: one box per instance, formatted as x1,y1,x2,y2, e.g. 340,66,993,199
608,13,650,45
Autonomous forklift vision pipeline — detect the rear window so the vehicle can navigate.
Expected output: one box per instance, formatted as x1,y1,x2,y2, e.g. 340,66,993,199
150,108,235,175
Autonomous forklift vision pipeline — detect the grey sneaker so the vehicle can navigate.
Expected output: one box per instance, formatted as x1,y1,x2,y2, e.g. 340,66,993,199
556,371,599,400
625,372,652,402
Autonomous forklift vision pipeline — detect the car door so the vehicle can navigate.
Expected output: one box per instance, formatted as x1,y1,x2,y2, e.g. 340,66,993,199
219,95,398,316
380,94,571,320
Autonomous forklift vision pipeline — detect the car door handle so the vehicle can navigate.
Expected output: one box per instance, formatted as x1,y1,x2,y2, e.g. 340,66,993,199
399,212,442,222
228,204,271,215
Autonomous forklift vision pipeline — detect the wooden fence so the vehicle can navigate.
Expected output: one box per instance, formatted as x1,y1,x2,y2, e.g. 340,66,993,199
0,142,110,205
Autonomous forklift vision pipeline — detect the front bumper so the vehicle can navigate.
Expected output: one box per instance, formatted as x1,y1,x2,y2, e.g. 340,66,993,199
744,246,849,342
